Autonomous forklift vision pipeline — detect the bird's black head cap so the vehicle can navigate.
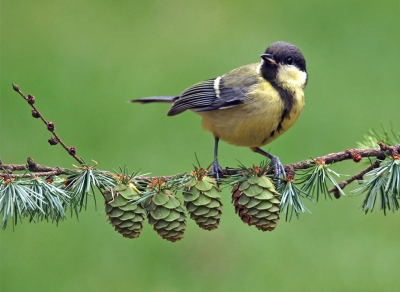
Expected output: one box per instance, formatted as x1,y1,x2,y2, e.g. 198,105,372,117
261,41,307,82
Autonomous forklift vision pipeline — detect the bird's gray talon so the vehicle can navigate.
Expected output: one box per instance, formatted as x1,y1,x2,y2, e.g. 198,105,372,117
211,161,223,182
270,156,285,188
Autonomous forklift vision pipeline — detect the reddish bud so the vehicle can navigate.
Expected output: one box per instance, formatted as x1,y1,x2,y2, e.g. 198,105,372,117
47,122,55,131
68,147,77,156
346,149,362,163
12,84,20,92
27,94,35,105
48,137,59,145
353,153,362,163
31,110,40,118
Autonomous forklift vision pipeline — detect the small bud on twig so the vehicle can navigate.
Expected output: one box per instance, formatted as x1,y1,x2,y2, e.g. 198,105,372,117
332,181,346,199
333,188,341,199
48,137,59,145
27,94,35,105
47,122,55,131
377,141,388,151
68,147,77,156
346,149,362,163
12,84,83,165
27,157,37,168
31,110,40,118
353,153,362,163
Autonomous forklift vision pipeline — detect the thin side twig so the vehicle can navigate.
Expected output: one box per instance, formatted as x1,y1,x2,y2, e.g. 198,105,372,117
327,143,400,197
328,160,380,196
12,84,83,164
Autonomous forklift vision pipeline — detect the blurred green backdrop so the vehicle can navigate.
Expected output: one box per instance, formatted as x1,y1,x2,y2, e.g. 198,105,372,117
1,1,400,291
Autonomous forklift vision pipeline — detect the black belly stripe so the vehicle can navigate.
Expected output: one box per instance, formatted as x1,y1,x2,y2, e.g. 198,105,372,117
271,82,295,133
258,77,298,145
260,84,296,144
276,108,289,132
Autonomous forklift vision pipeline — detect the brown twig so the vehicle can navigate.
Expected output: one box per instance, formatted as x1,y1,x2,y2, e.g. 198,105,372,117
135,144,400,181
327,143,400,198
328,160,380,198
283,146,391,172
1,170,68,179
2,144,399,192
378,141,399,157
0,157,72,179
12,84,83,164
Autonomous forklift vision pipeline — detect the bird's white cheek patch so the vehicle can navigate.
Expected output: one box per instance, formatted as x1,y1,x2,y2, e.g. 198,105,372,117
276,65,307,90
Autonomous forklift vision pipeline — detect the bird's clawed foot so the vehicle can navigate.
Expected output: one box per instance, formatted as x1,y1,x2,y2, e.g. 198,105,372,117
211,160,223,183
269,156,286,188
251,147,286,188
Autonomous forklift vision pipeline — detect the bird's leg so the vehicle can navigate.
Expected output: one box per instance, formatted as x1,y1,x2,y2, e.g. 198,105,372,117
251,147,286,187
211,137,223,181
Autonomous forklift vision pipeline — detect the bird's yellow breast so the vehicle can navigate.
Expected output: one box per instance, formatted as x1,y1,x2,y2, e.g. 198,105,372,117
197,76,305,148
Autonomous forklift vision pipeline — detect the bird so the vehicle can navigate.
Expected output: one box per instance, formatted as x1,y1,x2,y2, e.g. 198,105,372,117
131,41,308,185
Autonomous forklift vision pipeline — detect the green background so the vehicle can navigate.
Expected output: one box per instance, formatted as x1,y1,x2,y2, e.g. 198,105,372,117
1,1,400,291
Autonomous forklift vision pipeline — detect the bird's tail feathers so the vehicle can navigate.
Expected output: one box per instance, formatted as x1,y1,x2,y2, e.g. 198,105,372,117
130,96,179,104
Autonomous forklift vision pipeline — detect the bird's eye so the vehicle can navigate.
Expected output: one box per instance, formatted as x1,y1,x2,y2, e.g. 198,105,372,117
286,57,293,65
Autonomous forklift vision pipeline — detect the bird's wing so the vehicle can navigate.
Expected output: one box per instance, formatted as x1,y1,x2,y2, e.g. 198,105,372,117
167,63,260,116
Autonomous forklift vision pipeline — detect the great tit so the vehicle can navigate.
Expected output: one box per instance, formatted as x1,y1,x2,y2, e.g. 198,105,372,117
131,41,308,184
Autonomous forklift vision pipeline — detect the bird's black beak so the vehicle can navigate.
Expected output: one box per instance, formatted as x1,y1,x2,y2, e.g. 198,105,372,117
261,54,278,66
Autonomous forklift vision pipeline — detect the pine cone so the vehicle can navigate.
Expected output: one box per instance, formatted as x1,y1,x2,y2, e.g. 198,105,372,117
183,176,222,231
104,183,145,239
232,175,280,231
146,189,186,242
